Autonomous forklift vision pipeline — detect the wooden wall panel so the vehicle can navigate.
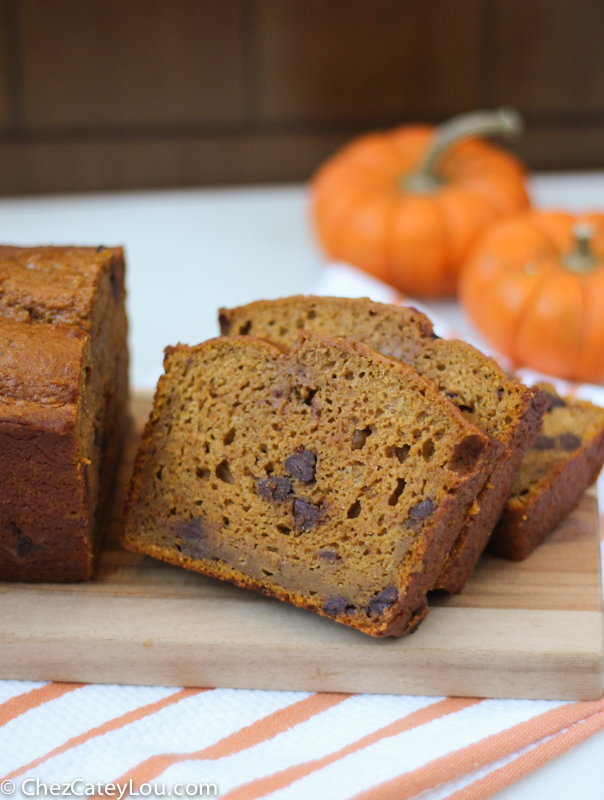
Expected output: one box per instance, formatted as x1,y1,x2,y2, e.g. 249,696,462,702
493,0,604,113
0,2,13,129
18,0,245,127
515,126,604,171
0,0,602,195
257,0,482,121
0,131,350,195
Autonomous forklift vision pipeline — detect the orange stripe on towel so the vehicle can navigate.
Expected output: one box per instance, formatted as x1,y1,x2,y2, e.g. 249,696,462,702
3,688,209,781
447,707,604,800
0,683,84,728
116,692,349,793
351,696,604,800
222,696,482,800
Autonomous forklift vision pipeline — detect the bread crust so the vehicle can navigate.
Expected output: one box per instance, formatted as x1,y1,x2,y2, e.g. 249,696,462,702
0,246,129,582
489,395,604,560
435,384,546,589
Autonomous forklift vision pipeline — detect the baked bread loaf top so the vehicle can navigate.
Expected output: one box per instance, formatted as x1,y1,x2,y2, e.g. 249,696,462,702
123,332,502,637
0,245,120,328
0,246,129,582
489,386,604,560
219,296,546,587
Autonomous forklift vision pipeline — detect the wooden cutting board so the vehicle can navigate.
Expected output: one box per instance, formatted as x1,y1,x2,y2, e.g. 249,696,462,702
1,394,602,700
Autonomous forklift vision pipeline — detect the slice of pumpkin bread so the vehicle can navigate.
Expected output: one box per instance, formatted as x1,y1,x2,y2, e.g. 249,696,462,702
123,332,502,637
219,296,546,589
489,386,604,560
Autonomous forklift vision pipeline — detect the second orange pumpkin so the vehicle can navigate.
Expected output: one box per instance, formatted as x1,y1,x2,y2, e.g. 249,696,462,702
459,211,604,384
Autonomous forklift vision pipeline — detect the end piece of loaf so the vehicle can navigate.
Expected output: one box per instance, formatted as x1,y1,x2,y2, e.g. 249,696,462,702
0,246,129,581
123,332,501,637
218,296,546,589
489,386,604,560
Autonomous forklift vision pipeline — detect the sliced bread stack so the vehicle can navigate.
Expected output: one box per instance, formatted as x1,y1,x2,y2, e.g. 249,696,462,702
218,296,547,590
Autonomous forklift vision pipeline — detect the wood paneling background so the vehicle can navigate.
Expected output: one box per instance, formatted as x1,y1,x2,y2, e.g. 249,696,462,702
0,0,602,196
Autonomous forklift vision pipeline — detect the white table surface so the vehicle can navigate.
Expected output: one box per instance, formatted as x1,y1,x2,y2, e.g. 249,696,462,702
0,172,603,799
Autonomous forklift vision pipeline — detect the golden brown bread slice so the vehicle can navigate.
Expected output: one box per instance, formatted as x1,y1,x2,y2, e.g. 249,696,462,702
489,386,604,559
218,296,546,587
123,331,502,636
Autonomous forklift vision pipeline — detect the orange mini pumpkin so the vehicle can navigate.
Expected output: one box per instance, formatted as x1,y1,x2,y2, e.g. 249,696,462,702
460,211,604,384
311,109,529,298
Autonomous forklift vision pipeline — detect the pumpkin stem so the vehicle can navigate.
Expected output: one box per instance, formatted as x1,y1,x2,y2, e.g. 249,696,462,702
402,108,524,194
563,223,598,273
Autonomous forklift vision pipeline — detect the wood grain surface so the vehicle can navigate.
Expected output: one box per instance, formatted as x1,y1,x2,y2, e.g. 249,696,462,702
0,394,602,700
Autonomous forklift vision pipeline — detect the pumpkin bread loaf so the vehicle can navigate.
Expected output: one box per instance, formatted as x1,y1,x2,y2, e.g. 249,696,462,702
219,296,546,589
0,246,129,581
489,386,604,560
123,332,502,637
